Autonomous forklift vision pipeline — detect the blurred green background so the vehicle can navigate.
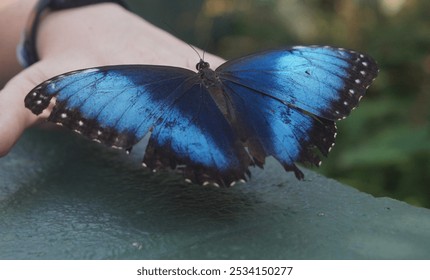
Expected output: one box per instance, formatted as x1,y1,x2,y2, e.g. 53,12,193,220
128,0,430,207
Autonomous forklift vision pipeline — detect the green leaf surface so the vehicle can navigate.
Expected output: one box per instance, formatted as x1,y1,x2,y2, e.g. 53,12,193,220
339,125,430,167
1,129,430,259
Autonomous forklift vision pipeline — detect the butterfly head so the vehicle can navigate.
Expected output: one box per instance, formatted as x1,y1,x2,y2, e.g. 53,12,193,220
196,59,210,72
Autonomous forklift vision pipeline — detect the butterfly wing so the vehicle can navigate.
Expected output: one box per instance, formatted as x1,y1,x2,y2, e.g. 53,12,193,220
142,81,252,186
25,65,251,186
26,65,192,148
218,46,378,120
217,46,378,177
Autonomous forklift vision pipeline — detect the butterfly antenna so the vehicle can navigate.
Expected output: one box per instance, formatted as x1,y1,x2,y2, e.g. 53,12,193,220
202,49,206,62
202,40,210,62
187,43,203,61
158,20,203,61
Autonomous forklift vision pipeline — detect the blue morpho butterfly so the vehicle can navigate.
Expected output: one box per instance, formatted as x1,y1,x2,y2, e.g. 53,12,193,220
25,46,378,187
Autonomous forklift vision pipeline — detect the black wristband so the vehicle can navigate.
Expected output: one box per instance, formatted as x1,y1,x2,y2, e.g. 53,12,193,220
17,0,129,68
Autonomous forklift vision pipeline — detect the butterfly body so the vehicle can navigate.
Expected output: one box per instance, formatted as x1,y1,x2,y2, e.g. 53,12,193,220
25,46,378,186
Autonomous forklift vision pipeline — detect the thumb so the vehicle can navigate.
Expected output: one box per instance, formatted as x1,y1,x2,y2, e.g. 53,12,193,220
0,64,50,156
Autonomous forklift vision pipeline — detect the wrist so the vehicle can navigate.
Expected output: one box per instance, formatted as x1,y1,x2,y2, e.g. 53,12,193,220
19,1,129,67
37,3,129,63
34,3,222,72
0,0,38,84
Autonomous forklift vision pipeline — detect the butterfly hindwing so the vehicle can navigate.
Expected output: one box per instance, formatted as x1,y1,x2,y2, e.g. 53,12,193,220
222,80,336,178
143,81,252,186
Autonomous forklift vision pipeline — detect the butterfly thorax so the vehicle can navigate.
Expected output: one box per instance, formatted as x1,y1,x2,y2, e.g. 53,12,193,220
196,59,221,89
195,59,237,124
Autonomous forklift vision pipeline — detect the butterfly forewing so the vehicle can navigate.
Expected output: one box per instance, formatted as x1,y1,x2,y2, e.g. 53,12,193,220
26,66,195,147
218,46,378,121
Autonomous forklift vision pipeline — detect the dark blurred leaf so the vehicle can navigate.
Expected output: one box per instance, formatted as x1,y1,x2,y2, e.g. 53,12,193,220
339,126,430,167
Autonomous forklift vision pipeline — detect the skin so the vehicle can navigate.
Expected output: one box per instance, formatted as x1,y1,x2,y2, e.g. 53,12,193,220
0,1,224,156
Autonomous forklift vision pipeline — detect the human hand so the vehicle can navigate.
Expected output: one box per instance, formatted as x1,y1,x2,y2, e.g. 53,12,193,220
0,3,225,156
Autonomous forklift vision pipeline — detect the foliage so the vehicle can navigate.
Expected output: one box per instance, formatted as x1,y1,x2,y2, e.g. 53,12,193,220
129,0,430,207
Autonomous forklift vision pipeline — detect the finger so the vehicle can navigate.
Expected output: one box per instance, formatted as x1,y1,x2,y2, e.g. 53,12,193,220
0,64,50,156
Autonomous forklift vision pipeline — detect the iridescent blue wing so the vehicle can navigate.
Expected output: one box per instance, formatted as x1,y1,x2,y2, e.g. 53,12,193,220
25,65,251,186
26,66,191,148
218,46,378,120
217,46,378,177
